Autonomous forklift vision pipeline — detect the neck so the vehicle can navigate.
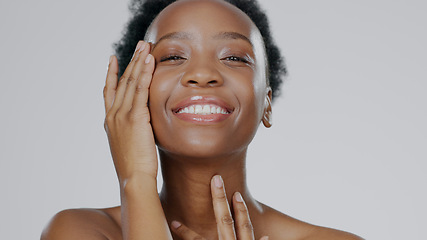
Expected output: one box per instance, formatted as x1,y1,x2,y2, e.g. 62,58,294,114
158,149,262,238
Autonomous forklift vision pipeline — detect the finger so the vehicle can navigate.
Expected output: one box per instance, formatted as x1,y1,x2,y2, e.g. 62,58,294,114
104,55,118,114
130,53,155,117
232,192,254,240
170,221,206,240
121,41,151,113
108,41,144,116
211,175,236,240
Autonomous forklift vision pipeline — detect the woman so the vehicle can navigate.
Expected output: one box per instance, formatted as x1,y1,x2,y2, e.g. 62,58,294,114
42,0,363,239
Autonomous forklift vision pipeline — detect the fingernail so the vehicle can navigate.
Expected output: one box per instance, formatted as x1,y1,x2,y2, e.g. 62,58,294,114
145,54,151,64
214,175,223,188
135,41,144,52
132,43,141,60
171,220,181,229
260,236,269,240
108,55,114,65
235,192,243,202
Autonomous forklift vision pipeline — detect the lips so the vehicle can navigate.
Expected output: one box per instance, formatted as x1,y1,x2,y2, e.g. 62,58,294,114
172,96,234,123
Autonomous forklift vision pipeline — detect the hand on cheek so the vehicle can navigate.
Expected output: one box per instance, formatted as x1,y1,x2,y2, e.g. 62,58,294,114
103,40,158,182
171,175,269,240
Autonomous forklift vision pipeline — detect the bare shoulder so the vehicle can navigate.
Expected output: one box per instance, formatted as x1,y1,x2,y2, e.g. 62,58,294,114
258,203,364,240
305,226,364,240
41,207,122,240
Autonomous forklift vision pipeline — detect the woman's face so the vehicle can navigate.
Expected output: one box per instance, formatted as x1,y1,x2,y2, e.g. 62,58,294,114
146,0,271,159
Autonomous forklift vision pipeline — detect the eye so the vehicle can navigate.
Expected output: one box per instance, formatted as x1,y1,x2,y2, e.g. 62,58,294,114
160,55,186,62
223,56,249,63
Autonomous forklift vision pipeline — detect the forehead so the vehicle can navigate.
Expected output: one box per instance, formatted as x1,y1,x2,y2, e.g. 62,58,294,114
146,0,257,42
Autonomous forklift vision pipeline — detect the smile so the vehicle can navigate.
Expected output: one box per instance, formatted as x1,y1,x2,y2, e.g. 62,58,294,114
175,104,231,115
172,96,234,123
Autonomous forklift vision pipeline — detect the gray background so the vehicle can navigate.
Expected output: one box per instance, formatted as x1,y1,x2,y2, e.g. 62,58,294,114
1,0,426,239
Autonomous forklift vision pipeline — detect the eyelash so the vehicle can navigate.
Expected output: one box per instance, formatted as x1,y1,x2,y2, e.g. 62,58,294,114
223,56,249,63
160,55,249,63
160,55,186,62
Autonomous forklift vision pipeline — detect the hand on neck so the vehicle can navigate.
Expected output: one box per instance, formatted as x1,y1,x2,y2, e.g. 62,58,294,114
157,149,262,237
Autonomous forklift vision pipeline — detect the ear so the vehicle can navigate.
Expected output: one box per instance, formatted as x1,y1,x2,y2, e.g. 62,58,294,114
262,88,272,128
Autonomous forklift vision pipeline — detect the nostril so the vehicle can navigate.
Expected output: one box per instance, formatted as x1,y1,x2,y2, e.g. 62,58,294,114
208,80,218,85
184,79,220,86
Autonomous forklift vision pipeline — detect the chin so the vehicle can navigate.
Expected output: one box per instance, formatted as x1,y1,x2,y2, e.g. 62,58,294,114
155,131,247,161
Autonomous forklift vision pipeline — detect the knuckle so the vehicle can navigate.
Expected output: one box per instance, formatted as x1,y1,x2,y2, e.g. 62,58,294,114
221,215,234,226
214,193,227,202
237,205,248,213
135,83,146,93
118,76,127,85
177,227,189,235
103,120,108,131
141,67,151,73
241,221,253,231
105,113,115,124
103,86,108,98
127,76,136,85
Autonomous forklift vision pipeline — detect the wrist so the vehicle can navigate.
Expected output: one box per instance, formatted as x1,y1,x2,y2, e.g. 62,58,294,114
120,172,158,193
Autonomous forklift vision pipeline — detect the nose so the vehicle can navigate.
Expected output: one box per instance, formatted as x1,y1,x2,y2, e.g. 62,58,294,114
180,58,224,88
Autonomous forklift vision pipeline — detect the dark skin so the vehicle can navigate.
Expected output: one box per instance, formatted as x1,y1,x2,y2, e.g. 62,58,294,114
41,0,363,239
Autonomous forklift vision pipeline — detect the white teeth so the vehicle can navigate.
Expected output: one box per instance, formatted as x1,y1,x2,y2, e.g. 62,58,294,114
177,104,229,115
202,105,210,114
195,105,203,114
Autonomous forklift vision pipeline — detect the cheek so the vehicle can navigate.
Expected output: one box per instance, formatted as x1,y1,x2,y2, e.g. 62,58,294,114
225,71,265,146
149,68,180,108
148,69,179,134
228,70,265,122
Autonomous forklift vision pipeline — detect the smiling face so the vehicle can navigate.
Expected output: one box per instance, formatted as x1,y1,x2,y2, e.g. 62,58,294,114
145,0,271,159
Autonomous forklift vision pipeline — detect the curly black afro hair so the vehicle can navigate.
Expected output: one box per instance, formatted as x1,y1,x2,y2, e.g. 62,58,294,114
114,0,287,100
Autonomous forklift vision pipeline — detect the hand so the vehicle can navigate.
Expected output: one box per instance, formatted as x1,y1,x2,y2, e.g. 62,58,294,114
170,175,269,240
103,40,158,182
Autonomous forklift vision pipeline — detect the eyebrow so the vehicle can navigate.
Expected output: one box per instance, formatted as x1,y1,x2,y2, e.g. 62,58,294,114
151,32,193,50
152,31,252,50
213,31,253,46
157,31,193,43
